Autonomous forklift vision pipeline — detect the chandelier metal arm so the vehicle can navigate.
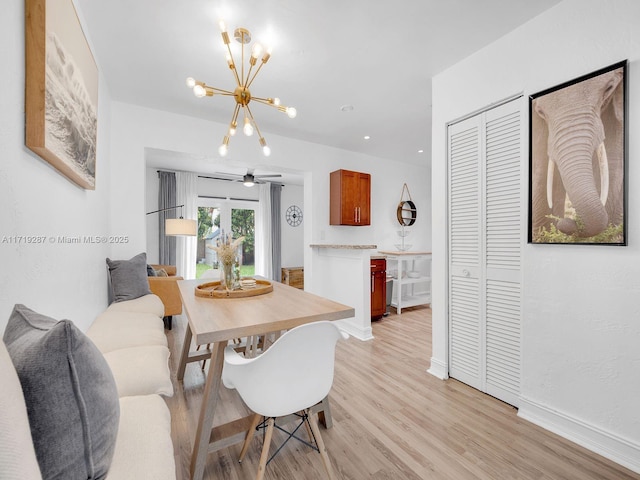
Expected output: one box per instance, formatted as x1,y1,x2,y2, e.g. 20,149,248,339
240,33,246,86
230,103,241,126
244,58,256,88
245,104,263,138
246,62,266,90
223,41,241,86
252,97,284,108
227,103,241,136
205,85,235,96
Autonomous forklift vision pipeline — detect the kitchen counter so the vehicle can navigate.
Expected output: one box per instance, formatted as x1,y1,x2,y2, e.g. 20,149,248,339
310,244,377,249
308,244,376,340
378,250,431,256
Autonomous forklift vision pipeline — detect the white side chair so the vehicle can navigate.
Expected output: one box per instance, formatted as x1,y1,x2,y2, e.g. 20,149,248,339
222,321,348,480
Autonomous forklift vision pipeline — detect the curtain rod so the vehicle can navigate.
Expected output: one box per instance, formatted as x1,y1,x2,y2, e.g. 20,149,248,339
155,170,285,187
199,195,259,203
198,174,285,187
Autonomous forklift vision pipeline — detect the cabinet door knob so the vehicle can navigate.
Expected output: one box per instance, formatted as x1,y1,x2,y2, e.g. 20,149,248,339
463,269,470,277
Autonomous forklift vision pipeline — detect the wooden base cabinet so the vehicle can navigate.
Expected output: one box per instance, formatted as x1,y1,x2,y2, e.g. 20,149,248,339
281,267,304,289
330,169,371,226
371,258,386,319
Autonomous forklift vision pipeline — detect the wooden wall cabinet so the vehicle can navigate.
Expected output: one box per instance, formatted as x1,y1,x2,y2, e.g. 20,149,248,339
330,169,371,225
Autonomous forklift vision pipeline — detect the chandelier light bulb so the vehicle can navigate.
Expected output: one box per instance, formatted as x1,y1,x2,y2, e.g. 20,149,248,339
229,121,237,136
273,97,281,106
186,77,196,88
286,107,297,119
218,143,228,157
193,85,206,98
260,137,270,157
251,43,263,59
243,118,254,136
218,20,227,33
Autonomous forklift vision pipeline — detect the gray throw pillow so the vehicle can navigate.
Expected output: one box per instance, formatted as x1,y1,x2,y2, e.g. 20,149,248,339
106,252,151,302
3,304,120,480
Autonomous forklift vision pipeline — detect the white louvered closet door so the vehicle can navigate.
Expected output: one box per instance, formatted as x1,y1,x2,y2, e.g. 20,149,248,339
448,98,522,407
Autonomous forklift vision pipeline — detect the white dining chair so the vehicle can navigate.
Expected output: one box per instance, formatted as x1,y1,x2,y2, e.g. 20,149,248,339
222,321,348,480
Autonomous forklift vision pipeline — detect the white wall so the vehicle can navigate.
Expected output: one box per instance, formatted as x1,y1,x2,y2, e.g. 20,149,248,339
431,0,640,471
109,101,430,304
281,184,304,268
0,0,113,332
144,168,304,269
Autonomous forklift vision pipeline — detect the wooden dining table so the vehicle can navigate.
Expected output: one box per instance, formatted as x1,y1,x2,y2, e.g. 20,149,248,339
176,278,355,480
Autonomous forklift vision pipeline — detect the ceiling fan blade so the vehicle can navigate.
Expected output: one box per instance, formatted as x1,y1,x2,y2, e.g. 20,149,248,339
255,174,282,178
213,172,241,177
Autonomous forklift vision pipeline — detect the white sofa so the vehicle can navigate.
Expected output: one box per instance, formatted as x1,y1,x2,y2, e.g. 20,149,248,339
1,294,176,480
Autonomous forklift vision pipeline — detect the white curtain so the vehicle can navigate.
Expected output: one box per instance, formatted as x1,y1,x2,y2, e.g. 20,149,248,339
175,172,198,279
255,183,272,278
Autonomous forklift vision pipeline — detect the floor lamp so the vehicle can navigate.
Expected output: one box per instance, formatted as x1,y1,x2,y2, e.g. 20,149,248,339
146,204,197,236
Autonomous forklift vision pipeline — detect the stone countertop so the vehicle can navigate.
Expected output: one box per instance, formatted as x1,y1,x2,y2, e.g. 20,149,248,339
378,250,432,256
310,244,377,249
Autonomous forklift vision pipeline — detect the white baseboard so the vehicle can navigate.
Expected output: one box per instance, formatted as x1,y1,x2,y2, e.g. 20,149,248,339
427,357,449,380
336,318,374,341
518,397,640,474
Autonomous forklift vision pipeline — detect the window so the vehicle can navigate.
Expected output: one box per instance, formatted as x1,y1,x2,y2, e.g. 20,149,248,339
196,197,256,279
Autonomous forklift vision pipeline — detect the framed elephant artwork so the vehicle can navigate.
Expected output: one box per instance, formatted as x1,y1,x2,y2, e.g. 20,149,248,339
529,60,627,245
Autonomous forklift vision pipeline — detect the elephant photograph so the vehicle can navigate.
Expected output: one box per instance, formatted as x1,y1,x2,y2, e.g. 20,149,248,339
529,61,626,245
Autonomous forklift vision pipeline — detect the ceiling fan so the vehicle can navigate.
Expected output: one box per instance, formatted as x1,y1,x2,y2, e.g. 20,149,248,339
212,169,282,187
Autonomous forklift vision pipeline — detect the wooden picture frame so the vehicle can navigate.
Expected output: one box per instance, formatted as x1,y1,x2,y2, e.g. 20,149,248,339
25,0,98,190
528,60,627,245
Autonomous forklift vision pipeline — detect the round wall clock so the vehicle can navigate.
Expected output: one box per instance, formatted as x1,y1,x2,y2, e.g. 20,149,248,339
286,205,303,227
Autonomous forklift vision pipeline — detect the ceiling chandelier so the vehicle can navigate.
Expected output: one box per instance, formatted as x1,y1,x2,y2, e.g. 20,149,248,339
186,21,296,157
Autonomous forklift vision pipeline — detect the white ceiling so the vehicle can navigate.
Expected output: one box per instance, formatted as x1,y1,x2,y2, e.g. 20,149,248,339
75,0,562,182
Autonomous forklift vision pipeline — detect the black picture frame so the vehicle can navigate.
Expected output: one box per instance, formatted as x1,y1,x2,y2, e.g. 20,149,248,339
528,60,627,245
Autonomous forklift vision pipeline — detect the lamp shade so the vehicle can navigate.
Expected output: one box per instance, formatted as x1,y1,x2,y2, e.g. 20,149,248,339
165,218,197,236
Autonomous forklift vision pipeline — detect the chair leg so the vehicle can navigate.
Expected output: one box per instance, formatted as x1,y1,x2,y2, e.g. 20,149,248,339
306,409,337,480
239,414,262,463
302,411,314,443
256,417,275,480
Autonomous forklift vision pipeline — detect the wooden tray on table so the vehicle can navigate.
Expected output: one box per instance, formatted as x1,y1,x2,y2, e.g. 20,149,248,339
194,279,273,298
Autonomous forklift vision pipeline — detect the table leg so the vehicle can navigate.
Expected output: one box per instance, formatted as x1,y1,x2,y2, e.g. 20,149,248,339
190,341,226,480
177,321,193,381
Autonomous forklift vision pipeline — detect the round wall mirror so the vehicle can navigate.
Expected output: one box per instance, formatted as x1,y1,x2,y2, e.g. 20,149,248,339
397,200,417,226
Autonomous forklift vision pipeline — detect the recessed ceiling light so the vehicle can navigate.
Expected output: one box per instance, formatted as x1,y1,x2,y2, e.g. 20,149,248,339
364,135,370,140
340,104,354,112
418,149,424,153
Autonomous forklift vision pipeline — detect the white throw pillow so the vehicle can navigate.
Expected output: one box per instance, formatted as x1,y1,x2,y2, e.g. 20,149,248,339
108,395,176,480
87,311,167,354
103,346,173,397
0,340,43,480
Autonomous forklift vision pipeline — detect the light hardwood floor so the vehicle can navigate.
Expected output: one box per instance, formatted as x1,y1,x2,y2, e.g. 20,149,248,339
165,306,640,480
